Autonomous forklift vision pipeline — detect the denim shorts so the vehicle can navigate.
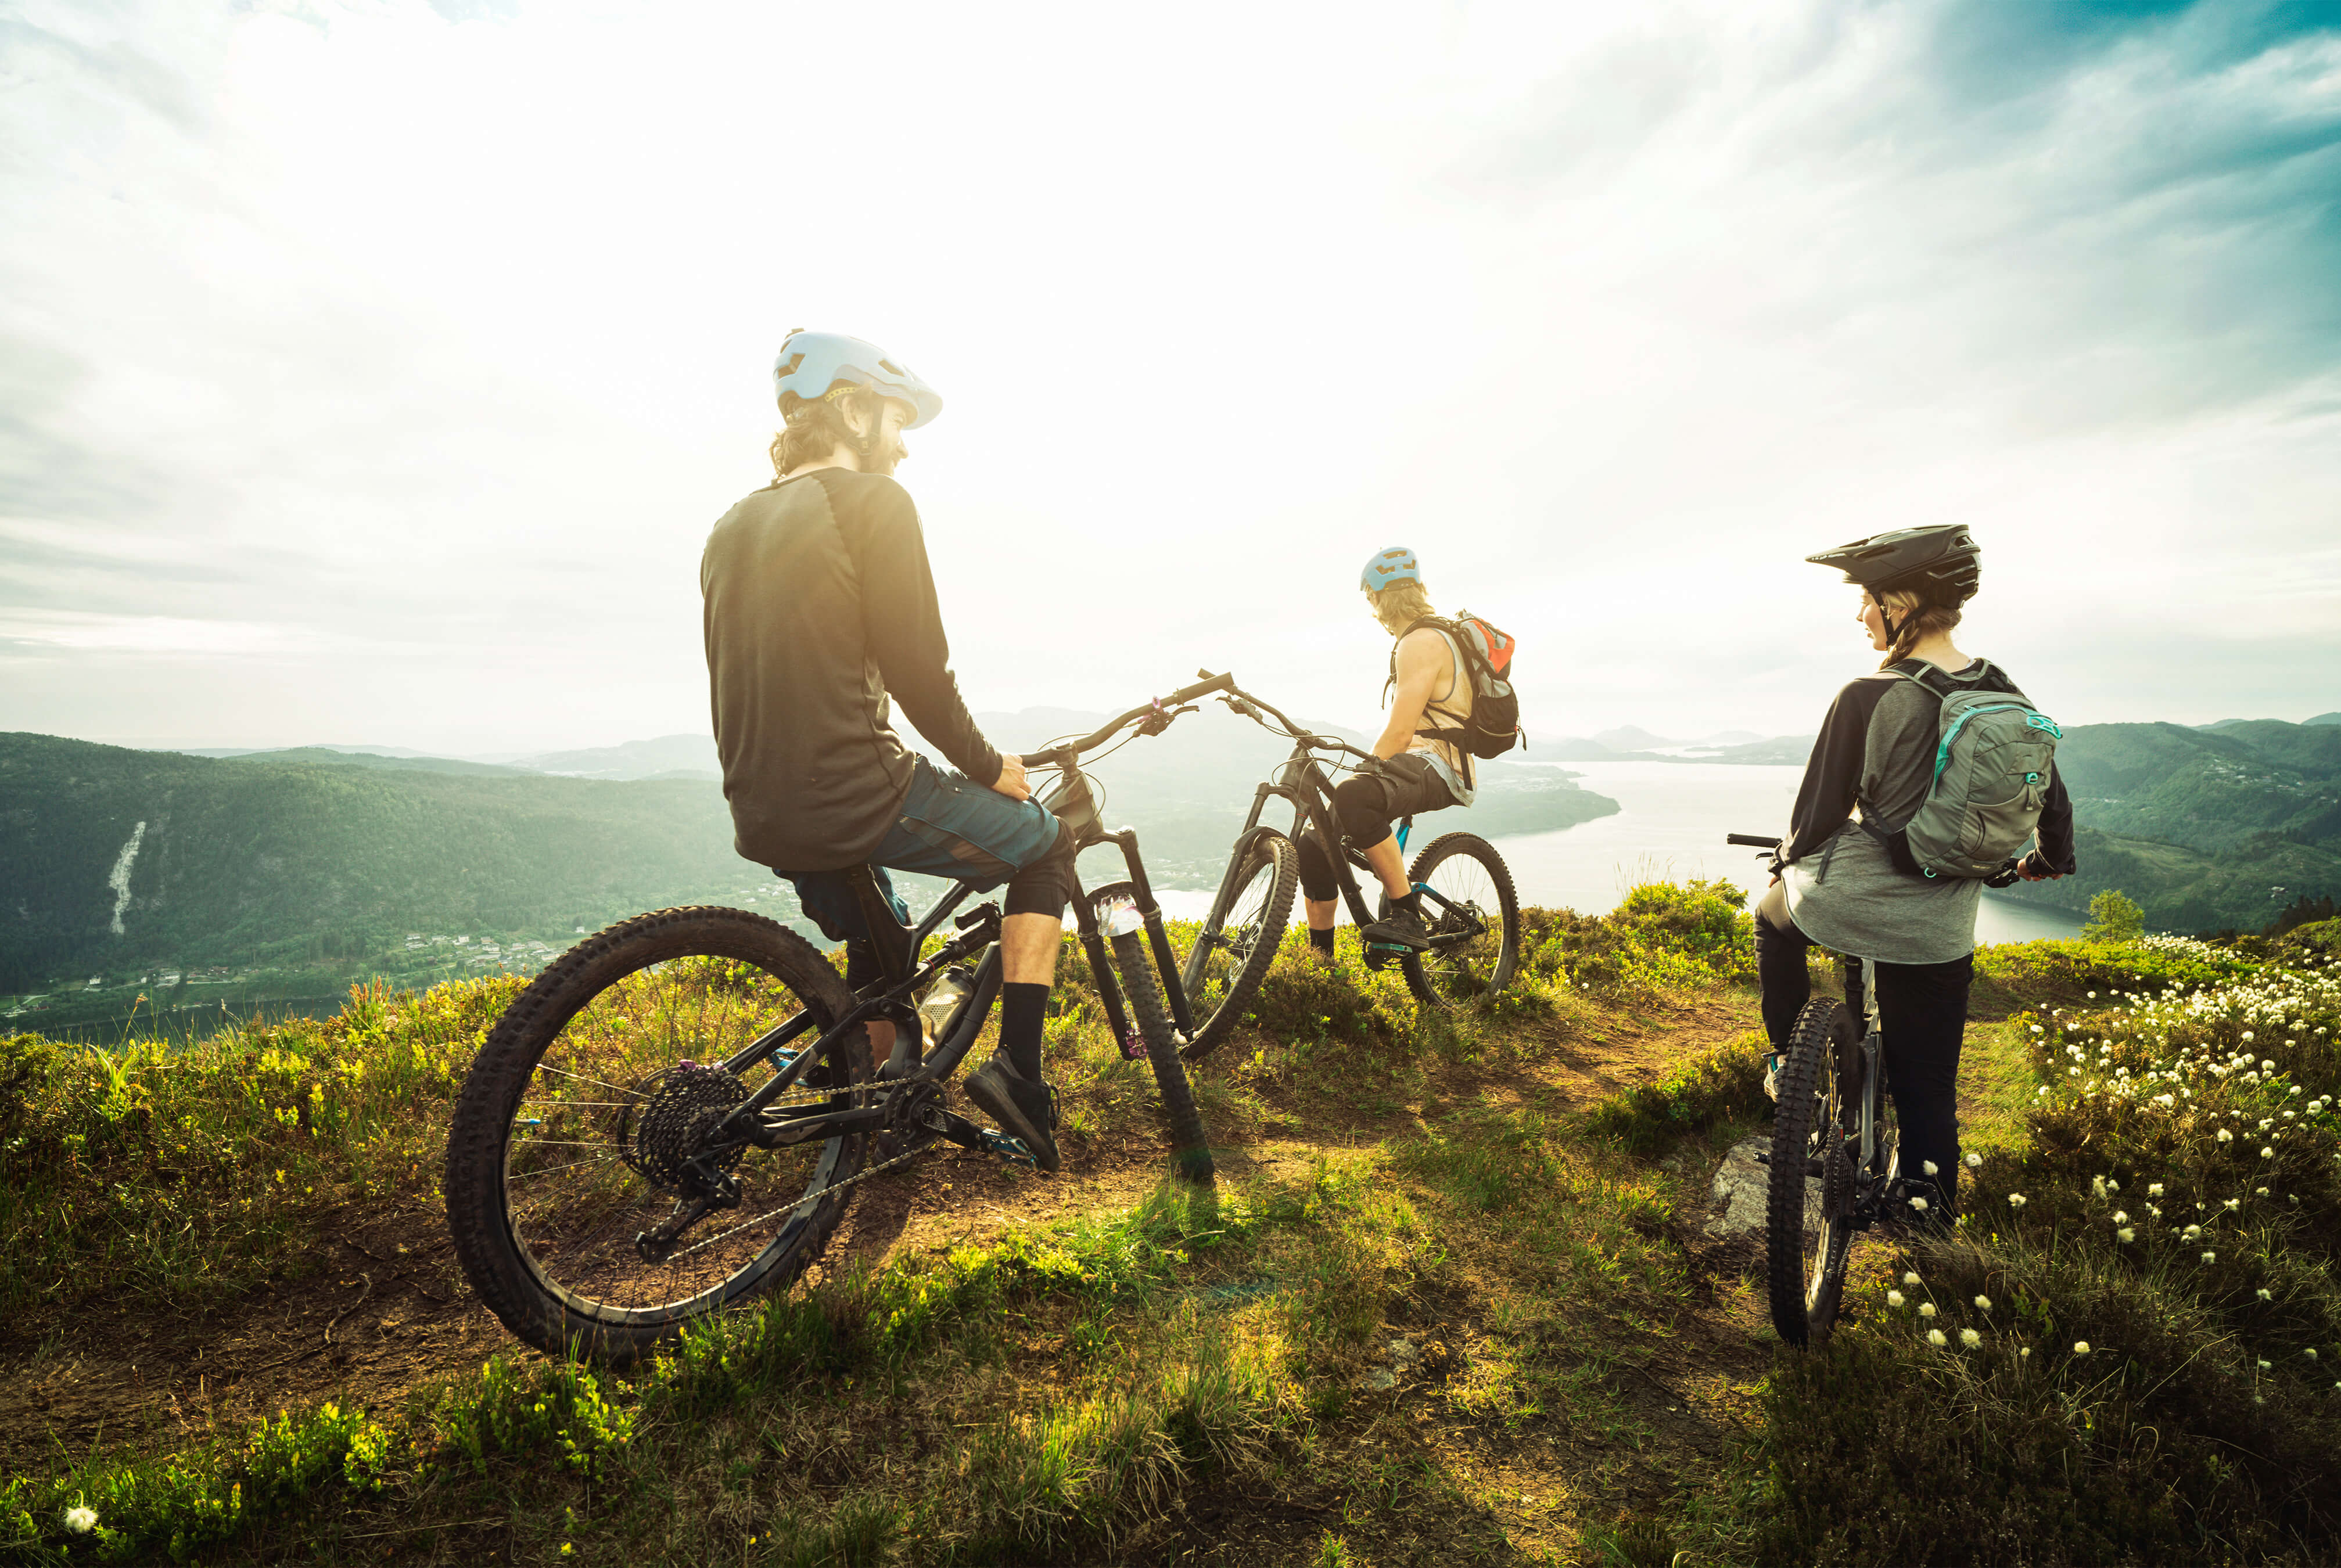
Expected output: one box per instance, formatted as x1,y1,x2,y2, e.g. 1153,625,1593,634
786,754,1062,942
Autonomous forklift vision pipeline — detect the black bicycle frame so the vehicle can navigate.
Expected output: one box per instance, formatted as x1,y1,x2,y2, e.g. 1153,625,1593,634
1234,730,1478,947
701,691,1227,1156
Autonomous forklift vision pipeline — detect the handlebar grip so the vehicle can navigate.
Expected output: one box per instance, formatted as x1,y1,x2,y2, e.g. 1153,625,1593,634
1167,670,1235,705
1726,833,1783,849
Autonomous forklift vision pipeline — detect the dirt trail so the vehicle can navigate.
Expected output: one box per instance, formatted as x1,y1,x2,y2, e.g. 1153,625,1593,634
1,992,1769,1500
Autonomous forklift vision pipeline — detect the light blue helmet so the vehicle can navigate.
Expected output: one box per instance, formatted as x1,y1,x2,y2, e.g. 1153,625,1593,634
772,330,942,429
1360,545,1420,593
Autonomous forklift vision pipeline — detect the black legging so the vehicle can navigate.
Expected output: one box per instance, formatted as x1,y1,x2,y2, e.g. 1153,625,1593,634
1754,882,1973,1213
1296,773,1417,901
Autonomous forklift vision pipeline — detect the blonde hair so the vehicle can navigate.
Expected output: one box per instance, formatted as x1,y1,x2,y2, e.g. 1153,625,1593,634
1367,580,1437,637
1876,587,1963,669
769,383,891,480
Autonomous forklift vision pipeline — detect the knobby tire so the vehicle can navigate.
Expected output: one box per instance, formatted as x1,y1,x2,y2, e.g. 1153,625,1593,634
1766,997,1857,1348
1178,829,1300,1062
1111,929,1215,1185
445,906,870,1366
1399,832,1522,1010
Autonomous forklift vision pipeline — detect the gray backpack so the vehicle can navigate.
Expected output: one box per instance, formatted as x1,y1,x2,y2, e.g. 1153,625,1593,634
1867,660,2062,880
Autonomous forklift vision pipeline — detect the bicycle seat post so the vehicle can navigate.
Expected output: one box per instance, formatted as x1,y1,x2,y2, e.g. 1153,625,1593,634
843,864,918,988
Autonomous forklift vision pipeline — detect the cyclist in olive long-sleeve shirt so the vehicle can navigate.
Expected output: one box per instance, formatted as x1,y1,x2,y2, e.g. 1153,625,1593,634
701,330,1073,1170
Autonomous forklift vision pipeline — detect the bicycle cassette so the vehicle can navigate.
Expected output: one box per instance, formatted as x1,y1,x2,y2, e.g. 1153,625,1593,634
619,1063,751,1189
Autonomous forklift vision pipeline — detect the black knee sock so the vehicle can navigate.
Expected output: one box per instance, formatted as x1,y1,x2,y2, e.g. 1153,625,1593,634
999,982,1049,1080
1308,926,1336,955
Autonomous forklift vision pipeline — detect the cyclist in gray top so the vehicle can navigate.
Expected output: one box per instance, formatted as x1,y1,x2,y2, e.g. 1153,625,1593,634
1758,524,2074,1222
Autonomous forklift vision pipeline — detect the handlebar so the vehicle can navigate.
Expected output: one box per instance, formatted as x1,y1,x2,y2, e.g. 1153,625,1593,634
1726,833,1783,850
1014,670,1238,767
1219,683,1376,761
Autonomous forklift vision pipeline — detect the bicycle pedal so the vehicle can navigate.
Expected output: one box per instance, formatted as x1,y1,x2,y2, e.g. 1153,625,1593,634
980,1130,1037,1168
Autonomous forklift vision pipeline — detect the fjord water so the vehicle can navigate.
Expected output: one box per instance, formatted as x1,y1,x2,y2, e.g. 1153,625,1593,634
1157,758,2082,944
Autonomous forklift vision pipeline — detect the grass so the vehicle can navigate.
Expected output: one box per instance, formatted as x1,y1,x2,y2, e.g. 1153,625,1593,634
8,884,2340,1563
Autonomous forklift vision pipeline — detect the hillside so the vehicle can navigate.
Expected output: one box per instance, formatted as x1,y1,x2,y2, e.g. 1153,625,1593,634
0,721,1617,1002
1990,718,2341,932
3,903,2334,1563
0,735,766,994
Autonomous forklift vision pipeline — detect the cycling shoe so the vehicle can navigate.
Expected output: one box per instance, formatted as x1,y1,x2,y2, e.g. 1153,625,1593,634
1360,904,1435,951
963,1054,1061,1173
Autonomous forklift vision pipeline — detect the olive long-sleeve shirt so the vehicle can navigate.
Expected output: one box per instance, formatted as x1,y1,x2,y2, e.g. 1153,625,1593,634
701,468,1001,871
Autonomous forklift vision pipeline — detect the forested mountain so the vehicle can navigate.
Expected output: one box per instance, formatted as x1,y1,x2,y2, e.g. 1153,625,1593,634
0,735,759,992
0,717,1618,994
1993,719,2341,932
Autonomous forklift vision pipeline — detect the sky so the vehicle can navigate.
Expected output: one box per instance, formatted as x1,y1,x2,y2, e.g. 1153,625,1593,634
2,0,2338,755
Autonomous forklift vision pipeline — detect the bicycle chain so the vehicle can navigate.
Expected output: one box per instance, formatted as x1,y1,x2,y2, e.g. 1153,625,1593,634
656,1075,947,1261
663,1134,933,1261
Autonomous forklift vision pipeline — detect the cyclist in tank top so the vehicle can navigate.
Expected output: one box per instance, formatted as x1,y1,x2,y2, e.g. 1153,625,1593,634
1294,546,1477,956
1757,524,2076,1224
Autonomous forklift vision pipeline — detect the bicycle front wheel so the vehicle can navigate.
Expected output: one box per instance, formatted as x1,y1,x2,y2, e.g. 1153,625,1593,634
444,907,870,1365
1112,929,1215,1185
1766,998,1858,1347
1175,829,1298,1061
1399,832,1521,1009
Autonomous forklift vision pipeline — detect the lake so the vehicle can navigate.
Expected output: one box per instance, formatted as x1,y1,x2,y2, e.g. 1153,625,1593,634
1152,758,2081,944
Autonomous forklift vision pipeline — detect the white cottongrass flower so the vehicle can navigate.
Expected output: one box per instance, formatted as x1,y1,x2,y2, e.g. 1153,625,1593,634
2203,1251,2218,1264
2243,1031,2254,1042
2225,1198,2242,1211
1928,1329,1948,1347
2258,1358,2272,1371
2112,1211,2128,1225
1925,1160,1940,1176
1910,1196,1930,1211
1975,1295,1992,1311
1960,1328,1982,1348
2217,1130,2234,1143
2307,1348,2320,1361
2020,1346,2033,1359
1904,1272,1922,1288
2074,1341,2092,1355
2117,1228,2135,1243
2257,1289,2273,1301
2261,1148,2274,1159
64,1507,96,1535
2184,1224,2203,1240
1919,1301,1937,1319
1966,1152,1983,1168
2148,1183,2164,1197
2257,1186,2270,1196
1887,1290,1906,1308
2008,1193,2027,1208
2092,1175,2107,1197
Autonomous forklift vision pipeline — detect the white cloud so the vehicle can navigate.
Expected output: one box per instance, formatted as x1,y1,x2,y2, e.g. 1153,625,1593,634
1,0,2336,756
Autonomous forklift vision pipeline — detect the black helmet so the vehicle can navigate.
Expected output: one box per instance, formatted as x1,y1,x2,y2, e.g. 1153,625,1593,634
1805,524,1980,606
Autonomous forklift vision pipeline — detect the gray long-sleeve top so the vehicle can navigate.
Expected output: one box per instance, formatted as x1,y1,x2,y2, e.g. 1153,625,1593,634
701,468,1000,871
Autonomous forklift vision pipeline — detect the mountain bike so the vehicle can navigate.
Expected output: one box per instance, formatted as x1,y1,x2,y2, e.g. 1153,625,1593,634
444,673,1236,1365
1172,681,1520,1060
1728,831,1897,1348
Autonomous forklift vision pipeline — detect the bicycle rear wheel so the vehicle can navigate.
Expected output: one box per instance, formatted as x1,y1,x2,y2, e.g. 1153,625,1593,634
1399,832,1521,1009
445,907,870,1365
1766,997,1858,1347
1111,929,1215,1185
1174,829,1299,1061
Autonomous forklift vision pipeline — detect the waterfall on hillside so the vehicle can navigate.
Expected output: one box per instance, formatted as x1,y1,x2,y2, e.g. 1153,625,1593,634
107,821,147,935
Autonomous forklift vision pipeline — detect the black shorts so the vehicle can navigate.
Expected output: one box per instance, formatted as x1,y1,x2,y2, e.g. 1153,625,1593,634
1296,754,1456,901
